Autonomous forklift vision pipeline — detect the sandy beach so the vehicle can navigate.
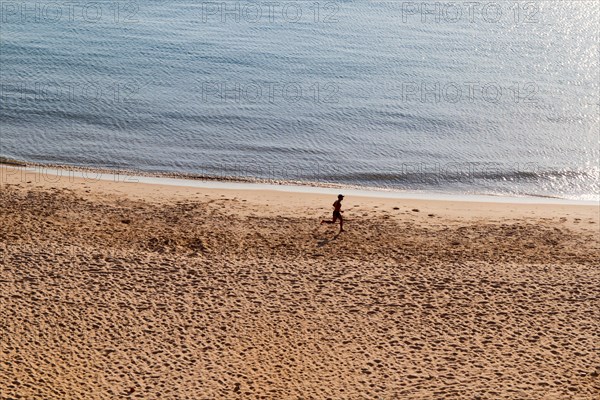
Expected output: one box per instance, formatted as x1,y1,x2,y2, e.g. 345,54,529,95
1,164,598,399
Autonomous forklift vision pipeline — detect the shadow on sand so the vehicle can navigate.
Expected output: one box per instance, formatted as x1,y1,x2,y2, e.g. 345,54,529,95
316,232,342,247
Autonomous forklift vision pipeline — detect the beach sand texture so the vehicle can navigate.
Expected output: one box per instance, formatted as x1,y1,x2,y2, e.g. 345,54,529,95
1,166,599,399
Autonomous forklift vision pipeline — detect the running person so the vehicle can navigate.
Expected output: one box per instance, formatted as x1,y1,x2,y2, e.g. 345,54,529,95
321,194,344,232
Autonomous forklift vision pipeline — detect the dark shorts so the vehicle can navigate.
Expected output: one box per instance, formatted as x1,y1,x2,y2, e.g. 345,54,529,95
333,210,342,220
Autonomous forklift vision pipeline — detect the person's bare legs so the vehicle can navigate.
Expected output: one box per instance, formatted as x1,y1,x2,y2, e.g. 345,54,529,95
339,216,344,232
322,214,338,225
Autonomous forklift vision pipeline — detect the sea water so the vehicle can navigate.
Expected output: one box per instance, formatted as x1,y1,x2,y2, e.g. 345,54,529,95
1,0,598,200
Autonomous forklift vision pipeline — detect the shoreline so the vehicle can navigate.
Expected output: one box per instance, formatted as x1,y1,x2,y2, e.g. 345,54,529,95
1,163,598,235
1,159,598,206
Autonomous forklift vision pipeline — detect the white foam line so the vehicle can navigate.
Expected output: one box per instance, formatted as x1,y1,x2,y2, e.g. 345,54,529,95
6,165,599,206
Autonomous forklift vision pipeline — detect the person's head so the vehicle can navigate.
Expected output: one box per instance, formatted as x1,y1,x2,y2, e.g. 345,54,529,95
338,194,344,201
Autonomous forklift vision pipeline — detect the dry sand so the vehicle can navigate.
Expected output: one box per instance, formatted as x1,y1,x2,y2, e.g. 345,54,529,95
1,165,599,399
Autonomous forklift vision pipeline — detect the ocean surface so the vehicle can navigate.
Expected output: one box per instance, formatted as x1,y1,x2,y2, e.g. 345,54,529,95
1,0,598,200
